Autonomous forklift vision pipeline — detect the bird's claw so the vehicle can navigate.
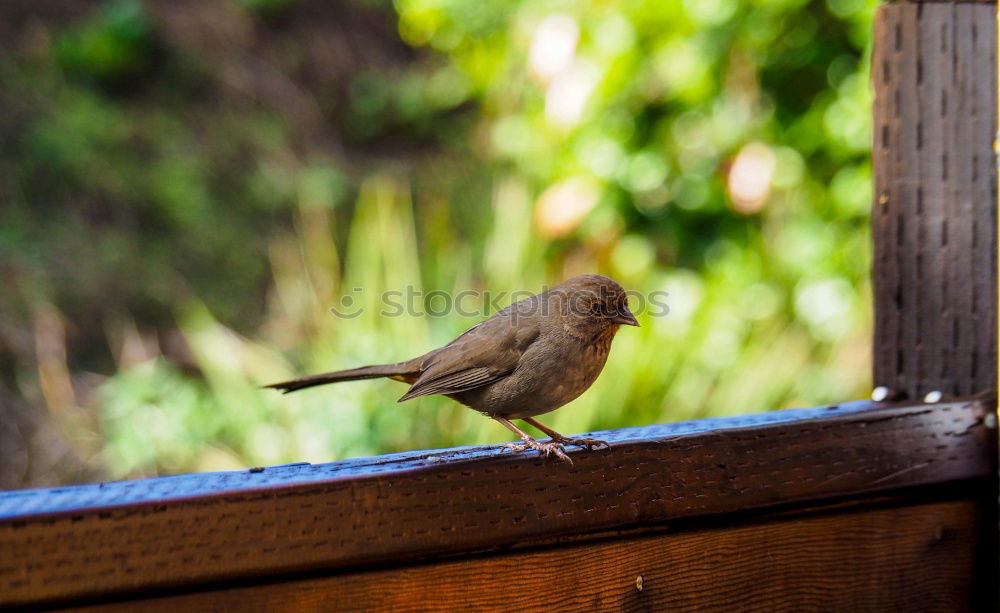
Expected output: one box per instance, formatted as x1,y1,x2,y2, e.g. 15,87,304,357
505,440,573,464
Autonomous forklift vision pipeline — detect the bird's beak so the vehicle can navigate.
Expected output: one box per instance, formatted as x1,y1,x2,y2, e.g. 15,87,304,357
613,308,639,327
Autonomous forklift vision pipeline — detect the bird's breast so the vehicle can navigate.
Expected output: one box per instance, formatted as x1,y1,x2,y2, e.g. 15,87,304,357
469,326,616,419
590,325,620,354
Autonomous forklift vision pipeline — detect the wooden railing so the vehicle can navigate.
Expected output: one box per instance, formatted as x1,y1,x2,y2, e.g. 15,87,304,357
0,397,995,610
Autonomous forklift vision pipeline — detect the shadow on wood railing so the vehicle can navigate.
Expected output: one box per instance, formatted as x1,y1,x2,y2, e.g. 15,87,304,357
0,397,996,610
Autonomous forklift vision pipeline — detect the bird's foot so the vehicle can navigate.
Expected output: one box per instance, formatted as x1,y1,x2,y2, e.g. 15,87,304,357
505,439,573,464
549,435,610,451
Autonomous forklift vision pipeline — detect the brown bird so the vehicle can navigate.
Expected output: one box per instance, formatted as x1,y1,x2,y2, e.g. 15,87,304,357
266,274,639,462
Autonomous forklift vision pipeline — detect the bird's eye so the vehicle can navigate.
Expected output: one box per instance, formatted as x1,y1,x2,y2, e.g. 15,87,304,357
591,302,606,316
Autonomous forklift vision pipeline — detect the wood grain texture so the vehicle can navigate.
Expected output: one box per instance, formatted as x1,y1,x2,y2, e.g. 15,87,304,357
871,3,998,400
0,399,994,608
887,1,996,5
68,499,988,613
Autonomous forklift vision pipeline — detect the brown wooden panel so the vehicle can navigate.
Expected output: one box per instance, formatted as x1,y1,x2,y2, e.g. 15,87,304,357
67,499,987,612
888,1,996,5
872,3,998,399
0,399,993,608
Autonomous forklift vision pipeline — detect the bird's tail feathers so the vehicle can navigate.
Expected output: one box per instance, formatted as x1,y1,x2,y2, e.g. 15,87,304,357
264,361,420,394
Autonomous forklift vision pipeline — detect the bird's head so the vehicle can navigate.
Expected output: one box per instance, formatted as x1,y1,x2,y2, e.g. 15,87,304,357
546,274,639,338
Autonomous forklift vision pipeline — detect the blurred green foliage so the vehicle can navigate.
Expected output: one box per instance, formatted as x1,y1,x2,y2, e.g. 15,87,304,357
0,0,874,485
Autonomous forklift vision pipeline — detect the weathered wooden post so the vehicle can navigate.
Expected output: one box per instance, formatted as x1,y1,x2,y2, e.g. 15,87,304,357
873,2,999,606
871,1,997,400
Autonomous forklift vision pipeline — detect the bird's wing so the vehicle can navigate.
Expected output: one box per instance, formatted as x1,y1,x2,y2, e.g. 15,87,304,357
398,307,541,402
397,366,505,401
